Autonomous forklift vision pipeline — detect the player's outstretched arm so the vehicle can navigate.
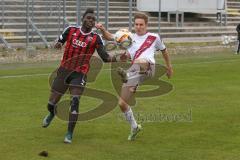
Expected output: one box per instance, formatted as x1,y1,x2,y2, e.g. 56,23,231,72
161,49,173,79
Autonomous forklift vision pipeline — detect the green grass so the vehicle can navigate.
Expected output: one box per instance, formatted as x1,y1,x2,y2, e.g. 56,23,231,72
0,51,240,160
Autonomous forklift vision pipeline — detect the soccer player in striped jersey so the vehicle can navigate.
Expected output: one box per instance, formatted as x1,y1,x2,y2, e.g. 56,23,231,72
42,8,117,144
97,12,173,140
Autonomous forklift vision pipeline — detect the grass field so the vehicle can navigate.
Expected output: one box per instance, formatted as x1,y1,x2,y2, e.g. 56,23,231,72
0,50,240,160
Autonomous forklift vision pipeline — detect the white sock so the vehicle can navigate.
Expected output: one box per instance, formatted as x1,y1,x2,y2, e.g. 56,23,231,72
124,107,138,129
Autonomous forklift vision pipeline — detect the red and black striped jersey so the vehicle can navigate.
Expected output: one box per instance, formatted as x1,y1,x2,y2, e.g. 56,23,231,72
57,25,110,74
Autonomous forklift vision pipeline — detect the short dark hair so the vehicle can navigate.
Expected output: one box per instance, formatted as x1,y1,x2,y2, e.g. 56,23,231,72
82,8,95,19
134,12,148,24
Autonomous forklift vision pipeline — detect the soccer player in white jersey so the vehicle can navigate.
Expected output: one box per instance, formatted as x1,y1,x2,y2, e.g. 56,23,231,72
96,12,173,140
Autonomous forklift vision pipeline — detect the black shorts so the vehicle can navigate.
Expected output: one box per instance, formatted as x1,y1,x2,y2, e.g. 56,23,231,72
51,67,87,95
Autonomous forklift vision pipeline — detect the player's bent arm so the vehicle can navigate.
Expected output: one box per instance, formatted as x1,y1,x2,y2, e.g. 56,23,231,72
102,30,114,41
95,34,117,62
96,23,114,41
54,26,71,49
161,49,173,78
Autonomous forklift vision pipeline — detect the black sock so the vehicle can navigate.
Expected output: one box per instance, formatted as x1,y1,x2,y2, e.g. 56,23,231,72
68,97,80,134
47,103,56,116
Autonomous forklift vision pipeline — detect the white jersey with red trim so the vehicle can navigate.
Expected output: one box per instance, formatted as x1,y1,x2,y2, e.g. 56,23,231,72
127,32,166,64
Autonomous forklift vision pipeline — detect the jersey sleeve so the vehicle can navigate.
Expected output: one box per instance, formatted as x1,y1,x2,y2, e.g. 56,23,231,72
95,34,110,62
155,34,166,51
95,34,104,47
58,26,71,44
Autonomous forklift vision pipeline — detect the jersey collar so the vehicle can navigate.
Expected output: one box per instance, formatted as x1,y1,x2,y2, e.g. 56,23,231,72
80,27,93,35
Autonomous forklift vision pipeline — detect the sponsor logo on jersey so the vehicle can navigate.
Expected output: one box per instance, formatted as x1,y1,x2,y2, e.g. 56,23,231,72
72,39,87,48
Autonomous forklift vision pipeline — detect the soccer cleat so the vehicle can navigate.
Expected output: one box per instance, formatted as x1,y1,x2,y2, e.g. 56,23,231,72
42,113,54,128
117,67,128,83
128,124,142,141
64,132,73,144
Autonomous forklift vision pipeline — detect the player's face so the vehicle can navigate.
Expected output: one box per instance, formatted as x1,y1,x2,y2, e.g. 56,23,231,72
134,18,147,36
82,13,96,30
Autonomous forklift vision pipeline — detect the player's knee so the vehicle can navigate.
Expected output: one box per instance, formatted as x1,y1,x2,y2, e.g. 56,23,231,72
70,96,80,113
129,86,137,93
118,99,130,112
118,98,127,108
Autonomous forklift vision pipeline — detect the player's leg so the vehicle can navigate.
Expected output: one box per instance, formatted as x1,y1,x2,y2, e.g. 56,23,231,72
117,60,150,83
118,63,141,127
64,72,86,143
119,86,137,124
64,86,84,143
117,61,150,140
42,67,69,128
117,63,141,83
119,86,142,141
42,91,63,128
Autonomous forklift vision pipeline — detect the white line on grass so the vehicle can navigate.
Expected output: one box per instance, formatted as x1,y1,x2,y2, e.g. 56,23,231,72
0,73,49,79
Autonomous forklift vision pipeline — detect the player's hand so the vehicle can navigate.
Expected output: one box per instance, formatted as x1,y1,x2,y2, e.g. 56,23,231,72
119,52,129,62
113,52,129,62
166,66,173,79
95,23,105,32
54,42,62,49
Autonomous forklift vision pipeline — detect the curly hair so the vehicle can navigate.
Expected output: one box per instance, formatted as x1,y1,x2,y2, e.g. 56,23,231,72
82,8,95,19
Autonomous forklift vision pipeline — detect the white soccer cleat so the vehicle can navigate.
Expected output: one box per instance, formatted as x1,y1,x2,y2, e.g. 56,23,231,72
64,132,73,144
128,124,142,141
42,114,54,128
